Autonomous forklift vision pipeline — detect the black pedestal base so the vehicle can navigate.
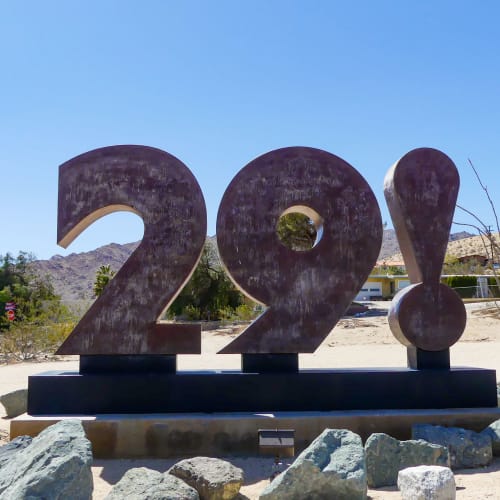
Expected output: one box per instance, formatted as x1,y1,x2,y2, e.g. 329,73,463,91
407,347,451,369
28,367,497,415
80,355,177,374
241,354,299,373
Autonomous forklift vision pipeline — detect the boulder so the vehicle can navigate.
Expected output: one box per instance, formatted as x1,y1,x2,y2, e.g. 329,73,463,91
412,424,492,469
365,433,449,487
0,435,32,468
169,456,243,500
259,428,367,500
398,465,456,500
481,419,500,456
105,467,199,500
0,419,93,499
0,389,27,418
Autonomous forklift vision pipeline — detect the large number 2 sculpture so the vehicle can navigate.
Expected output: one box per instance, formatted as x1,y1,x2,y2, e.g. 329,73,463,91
56,146,206,355
57,145,382,355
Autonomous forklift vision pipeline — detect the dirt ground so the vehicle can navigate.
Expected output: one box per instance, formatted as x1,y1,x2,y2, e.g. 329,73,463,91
90,456,500,499
1,301,499,499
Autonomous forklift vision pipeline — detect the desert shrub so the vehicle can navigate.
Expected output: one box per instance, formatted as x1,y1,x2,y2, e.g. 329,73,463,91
217,306,236,322
235,304,256,321
442,254,480,275
0,320,74,361
182,305,201,321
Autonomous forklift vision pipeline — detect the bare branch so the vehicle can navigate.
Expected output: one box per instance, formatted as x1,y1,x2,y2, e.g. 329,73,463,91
452,221,487,234
468,158,500,235
454,161,500,308
456,204,490,233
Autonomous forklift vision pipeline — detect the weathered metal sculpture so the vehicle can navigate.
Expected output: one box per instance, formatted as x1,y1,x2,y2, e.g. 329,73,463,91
27,145,497,414
384,148,467,368
217,147,382,354
56,146,206,356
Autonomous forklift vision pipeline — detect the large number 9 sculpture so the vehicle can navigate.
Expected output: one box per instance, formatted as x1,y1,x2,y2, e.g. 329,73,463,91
216,147,383,355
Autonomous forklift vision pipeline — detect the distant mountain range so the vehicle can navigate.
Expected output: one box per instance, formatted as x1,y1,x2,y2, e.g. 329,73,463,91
32,230,475,303
33,242,139,303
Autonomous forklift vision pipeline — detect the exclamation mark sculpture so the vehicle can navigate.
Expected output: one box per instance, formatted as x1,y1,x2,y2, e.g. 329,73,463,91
384,148,466,369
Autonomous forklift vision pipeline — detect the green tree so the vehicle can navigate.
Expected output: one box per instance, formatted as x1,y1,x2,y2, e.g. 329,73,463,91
167,242,250,320
0,252,65,330
93,265,116,297
0,252,75,360
276,213,317,251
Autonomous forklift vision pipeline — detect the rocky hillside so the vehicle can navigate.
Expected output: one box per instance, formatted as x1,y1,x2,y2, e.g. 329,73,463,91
449,231,476,242
387,232,498,262
447,232,499,259
33,242,139,303
32,230,474,303
378,229,399,260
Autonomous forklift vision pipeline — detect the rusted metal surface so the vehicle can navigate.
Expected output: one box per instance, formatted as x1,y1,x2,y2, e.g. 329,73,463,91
384,148,459,284
388,283,466,351
384,148,466,351
216,146,382,353
56,145,206,355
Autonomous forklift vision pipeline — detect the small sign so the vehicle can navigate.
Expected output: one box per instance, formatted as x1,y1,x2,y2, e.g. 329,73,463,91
6,310,15,321
5,302,16,311
258,429,295,457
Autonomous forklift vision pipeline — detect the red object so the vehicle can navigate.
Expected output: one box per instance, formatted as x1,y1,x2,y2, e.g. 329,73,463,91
6,310,15,321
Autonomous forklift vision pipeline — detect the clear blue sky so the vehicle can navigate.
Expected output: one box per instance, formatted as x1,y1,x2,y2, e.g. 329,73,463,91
1,1,499,260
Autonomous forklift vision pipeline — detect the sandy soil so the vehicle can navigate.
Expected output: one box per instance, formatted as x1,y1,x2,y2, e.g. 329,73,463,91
1,301,499,499
89,456,500,499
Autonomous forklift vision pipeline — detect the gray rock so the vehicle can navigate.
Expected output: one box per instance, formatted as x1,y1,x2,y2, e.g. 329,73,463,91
481,419,500,456
0,419,93,499
412,424,492,469
365,433,449,487
169,457,243,500
398,465,456,500
105,467,199,500
0,435,32,468
0,389,27,418
259,428,367,500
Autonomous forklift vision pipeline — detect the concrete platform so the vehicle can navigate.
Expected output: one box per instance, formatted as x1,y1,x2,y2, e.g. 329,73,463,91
11,407,500,459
